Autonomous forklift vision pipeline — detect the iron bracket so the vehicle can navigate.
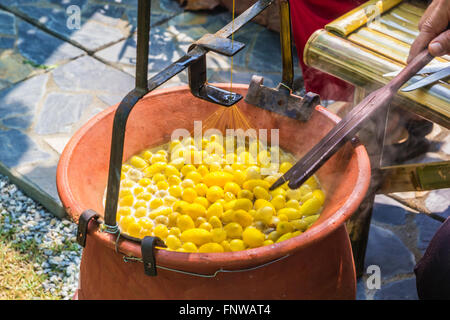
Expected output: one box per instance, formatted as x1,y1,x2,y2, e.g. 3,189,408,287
187,35,245,107
245,75,320,121
195,33,245,56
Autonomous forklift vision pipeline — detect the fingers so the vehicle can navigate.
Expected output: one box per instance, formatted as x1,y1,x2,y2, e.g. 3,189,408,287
408,30,437,63
418,0,440,30
407,0,450,63
429,29,450,56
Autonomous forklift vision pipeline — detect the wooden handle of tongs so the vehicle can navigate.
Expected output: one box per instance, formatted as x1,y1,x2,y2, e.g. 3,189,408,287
270,49,434,190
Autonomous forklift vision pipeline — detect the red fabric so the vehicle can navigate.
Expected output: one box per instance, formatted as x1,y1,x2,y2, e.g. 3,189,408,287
290,0,365,101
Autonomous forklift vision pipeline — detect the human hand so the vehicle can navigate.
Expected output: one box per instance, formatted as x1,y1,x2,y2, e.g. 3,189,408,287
407,0,450,63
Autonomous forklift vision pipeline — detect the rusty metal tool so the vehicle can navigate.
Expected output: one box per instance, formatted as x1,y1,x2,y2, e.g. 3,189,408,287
244,0,320,121
270,49,435,190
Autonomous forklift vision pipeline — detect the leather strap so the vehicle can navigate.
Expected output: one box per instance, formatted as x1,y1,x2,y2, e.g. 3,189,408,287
141,236,166,276
76,209,100,247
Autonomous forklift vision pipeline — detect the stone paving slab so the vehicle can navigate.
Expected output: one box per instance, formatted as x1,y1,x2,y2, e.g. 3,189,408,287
0,3,304,222
95,10,303,89
374,278,419,300
357,195,418,300
0,9,85,91
364,223,416,280
0,1,449,301
415,190,450,253
0,0,183,53
0,55,134,217
357,190,450,299
356,117,450,299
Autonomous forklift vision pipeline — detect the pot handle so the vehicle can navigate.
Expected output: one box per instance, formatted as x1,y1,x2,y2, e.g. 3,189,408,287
123,252,291,278
102,0,153,229
102,0,277,229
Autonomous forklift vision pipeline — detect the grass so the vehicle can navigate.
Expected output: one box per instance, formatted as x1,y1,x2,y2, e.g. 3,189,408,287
0,211,64,300
0,241,58,300
22,58,57,70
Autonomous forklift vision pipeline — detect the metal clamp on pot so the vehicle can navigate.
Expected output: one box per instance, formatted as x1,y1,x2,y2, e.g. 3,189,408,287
188,34,245,106
245,0,320,121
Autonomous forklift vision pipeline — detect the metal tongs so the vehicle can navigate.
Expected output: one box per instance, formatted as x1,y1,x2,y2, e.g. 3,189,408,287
384,62,450,92
270,49,435,191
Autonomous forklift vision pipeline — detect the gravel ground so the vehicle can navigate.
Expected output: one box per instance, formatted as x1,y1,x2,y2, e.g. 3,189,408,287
0,174,81,299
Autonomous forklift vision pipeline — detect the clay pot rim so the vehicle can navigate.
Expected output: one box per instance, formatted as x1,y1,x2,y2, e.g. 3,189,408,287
57,84,370,274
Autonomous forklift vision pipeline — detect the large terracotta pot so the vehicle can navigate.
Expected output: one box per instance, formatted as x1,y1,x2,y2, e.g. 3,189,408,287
57,84,370,300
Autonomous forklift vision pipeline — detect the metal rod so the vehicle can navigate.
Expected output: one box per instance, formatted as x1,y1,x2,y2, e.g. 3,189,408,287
135,0,151,91
148,47,204,91
104,90,146,227
103,0,275,228
215,0,273,39
279,0,293,89
387,193,446,223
